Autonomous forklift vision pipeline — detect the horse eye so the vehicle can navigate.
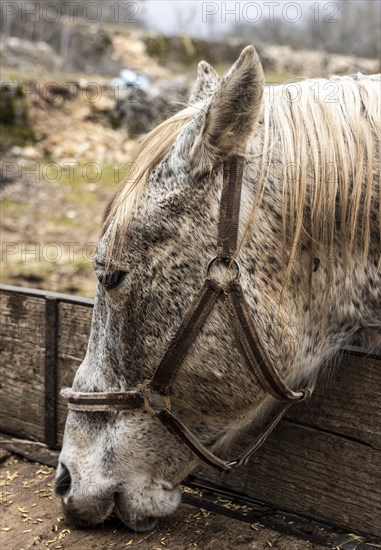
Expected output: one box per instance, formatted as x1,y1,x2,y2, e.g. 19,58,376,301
96,267,126,290
102,270,126,289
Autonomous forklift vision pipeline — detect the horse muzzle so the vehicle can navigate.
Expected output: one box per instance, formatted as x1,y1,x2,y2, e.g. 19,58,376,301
55,461,181,531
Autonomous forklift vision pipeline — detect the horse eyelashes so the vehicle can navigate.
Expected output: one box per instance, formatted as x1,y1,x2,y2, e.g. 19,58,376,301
97,269,126,290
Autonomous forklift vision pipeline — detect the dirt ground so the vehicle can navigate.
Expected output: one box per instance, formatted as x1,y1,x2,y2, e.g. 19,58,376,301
0,453,336,550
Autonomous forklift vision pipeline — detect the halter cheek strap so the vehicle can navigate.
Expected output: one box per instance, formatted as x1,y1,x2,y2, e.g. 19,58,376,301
61,155,315,473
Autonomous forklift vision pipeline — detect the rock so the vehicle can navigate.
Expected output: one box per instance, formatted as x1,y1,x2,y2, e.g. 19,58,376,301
260,44,380,77
1,19,114,74
143,33,245,66
0,36,64,71
9,145,23,157
112,79,190,136
22,146,39,159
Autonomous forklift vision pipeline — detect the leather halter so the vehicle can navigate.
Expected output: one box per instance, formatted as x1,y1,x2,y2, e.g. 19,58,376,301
61,156,314,473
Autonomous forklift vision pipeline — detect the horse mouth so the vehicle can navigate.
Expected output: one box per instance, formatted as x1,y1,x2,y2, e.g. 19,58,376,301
62,496,114,528
59,482,182,533
114,504,158,532
114,485,182,532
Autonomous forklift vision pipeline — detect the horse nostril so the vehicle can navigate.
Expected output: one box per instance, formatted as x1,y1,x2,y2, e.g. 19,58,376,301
55,462,72,497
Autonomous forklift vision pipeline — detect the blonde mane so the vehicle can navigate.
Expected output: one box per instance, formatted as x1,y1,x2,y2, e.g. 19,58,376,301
238,74,381,284
105,75,381,278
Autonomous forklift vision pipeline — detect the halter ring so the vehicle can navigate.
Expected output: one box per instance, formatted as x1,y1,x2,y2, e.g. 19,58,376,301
206,256,241,283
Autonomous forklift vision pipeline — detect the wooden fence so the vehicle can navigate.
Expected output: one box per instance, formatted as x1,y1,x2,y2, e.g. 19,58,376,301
0,284,380,537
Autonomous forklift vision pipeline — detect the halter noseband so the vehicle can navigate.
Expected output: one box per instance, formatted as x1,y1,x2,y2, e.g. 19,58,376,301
61,156,314,473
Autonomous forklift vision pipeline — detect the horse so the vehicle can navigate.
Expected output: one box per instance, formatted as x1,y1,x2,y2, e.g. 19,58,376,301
55,46,381,532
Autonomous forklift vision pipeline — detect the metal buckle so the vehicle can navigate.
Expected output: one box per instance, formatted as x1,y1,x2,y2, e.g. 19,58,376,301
138,380,171,415
206,256,241,283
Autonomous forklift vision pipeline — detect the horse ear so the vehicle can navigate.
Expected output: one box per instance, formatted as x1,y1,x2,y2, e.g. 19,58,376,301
189,61,220,106
190,45,264,174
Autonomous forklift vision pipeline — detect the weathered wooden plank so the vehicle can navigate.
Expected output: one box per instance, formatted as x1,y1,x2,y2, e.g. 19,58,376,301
0,289,93,444
195,421,381,537
0,291,46,440
0,431,59,467
57,302,93,362
0,283,94,306
56,302,93,444
286,354,381,449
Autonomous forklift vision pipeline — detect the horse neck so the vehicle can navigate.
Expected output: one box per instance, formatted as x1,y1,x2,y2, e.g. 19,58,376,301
240,157,380,387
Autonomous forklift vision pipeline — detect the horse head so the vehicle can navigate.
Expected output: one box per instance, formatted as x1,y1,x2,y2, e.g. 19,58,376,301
56,46,380,531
